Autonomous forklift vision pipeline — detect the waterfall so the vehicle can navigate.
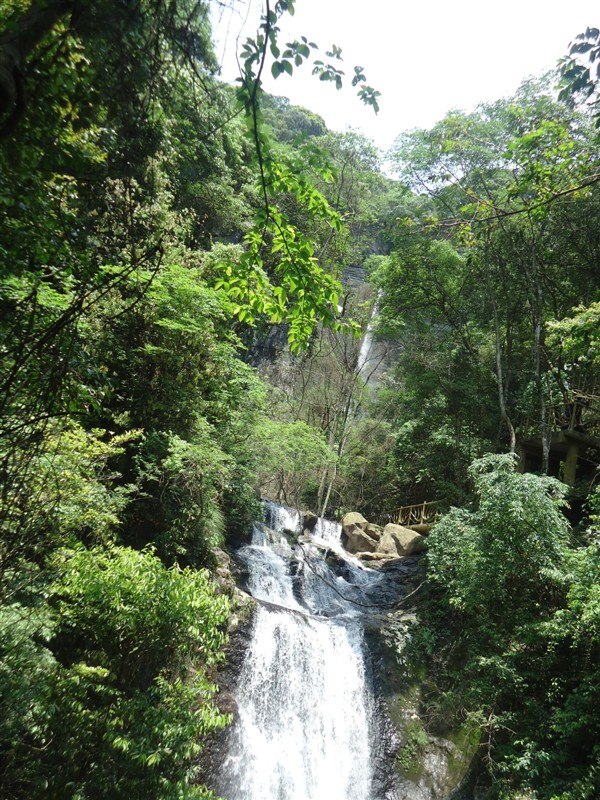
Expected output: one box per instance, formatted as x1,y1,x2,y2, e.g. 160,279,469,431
356,293,380,375
357,290,388,383
263,499,302,536
313,516,342,547
220,611,373,800
216,503,380,800
263,498,342,549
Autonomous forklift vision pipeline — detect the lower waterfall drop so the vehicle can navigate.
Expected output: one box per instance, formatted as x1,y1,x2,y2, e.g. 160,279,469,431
217,504,377,800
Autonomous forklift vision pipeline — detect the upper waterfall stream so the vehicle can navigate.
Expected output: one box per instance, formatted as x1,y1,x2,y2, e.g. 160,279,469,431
216,502,388,800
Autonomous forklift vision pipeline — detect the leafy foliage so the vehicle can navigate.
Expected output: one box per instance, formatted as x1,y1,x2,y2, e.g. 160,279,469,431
372,63,600,800
0,0,383,794
560,27,600,124
251,417,336,508
0,5,599,800
413,456,599,799
427,454,569,623
1,546,228,799
216,0,381,349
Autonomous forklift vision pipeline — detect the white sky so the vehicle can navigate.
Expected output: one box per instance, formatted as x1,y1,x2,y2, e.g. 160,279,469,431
211,0,599,151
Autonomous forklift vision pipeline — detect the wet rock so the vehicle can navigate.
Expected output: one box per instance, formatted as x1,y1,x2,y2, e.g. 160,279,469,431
357,551,396,561
196,589,257,787
365,590,478,800
324,548,352,571
303,511,319,532
378,524,427,557
378,554,422,575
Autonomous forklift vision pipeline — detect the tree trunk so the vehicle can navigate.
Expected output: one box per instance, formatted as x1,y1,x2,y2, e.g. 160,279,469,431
527,244,550,473
317,414,339,512
534,311,550,474
493,302,516,452
521,220,550,474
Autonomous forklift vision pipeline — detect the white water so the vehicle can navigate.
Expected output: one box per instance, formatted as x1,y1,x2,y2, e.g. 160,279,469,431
357,291,384,377
263,498,343,549
356,297,379,375
263,500,302,536
218,503,376,800
313,516,343,547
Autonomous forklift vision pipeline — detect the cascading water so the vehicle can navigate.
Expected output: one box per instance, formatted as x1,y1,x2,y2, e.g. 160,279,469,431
357,292,381,375
313,515,343,546
263,499,302,538
216,503,385,800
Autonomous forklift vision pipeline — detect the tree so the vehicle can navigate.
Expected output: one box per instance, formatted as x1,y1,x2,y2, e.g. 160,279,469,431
381,78,600,486
416,453,600,799
560,26,600,124
1,546,229,799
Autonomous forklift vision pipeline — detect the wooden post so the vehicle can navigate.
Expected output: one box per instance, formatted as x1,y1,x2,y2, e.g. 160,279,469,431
563,441,579,486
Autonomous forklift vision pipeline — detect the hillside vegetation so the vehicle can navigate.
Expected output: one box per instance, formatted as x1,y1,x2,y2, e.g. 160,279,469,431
0,3,598,799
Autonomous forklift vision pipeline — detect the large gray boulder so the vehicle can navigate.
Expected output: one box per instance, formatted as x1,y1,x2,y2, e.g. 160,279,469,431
341,511,368,531
356,551,397,562
342,523,378,554
377,523,426,557
365,523,383,541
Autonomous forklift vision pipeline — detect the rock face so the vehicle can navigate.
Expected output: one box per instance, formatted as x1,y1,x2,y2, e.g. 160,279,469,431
365,607,478,800
378,523,426,557
196,572,257,787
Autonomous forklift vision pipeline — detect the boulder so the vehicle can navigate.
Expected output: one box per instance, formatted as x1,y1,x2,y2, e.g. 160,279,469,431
365,523,383,540
303,511,319,532
356,551,396,561
341,511,368,531
342,523,378,554
377,523,427,557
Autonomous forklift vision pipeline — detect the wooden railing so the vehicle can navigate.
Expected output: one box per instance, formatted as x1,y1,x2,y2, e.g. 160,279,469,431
396,500,441,528
521,395,600,440
376,500,441,529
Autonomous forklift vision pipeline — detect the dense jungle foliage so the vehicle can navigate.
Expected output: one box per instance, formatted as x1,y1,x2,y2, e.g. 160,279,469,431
0,1,598,798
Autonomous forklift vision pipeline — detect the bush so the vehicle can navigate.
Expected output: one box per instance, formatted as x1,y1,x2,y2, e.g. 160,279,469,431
415,454,600,798
0,546,229,799
427,453,570,629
